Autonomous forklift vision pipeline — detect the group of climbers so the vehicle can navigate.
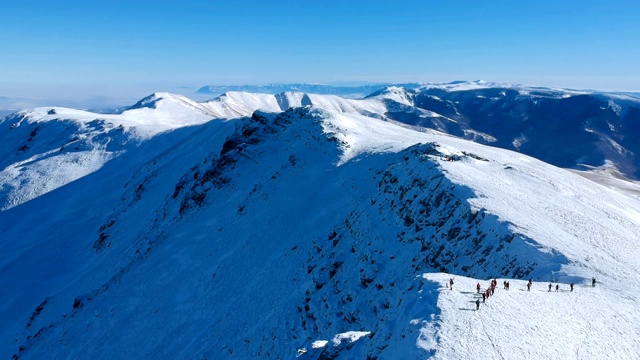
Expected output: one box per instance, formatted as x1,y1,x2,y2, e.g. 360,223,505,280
547,281,578,292
468,276,596,311
443,154,461,162
474,279,500,310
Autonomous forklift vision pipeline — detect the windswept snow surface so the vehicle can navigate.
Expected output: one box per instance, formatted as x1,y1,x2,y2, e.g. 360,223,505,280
1,89,640,359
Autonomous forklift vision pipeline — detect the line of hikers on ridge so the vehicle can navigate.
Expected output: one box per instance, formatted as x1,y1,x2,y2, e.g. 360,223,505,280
459,276,598,311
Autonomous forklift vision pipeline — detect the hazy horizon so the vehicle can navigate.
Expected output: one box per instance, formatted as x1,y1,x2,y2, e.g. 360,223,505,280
2,0,639,106
2,79,640,112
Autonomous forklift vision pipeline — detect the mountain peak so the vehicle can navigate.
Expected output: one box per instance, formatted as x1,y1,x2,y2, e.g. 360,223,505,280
127,92,189,110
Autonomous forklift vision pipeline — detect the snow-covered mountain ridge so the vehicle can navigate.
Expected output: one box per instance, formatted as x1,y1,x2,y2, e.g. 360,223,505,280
1,86,640,359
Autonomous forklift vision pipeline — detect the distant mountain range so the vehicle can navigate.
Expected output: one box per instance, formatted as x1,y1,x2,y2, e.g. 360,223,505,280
195,82,423,98
196,81,639,99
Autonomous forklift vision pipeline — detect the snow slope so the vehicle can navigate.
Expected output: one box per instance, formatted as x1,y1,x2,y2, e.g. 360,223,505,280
1,90,640,359
422,273,640,359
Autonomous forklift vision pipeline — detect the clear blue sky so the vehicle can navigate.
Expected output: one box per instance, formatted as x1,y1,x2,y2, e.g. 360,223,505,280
1,0,639,100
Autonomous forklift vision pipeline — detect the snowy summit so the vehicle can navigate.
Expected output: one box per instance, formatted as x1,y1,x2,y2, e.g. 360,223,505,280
1,83,640,359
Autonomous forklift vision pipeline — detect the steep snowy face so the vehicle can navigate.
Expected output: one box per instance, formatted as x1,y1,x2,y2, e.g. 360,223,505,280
2,90,640,359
